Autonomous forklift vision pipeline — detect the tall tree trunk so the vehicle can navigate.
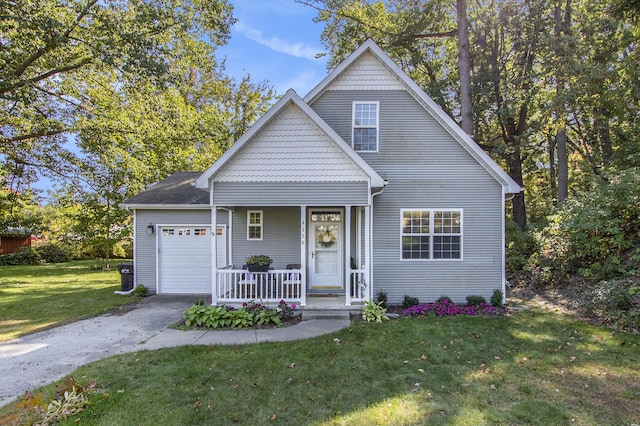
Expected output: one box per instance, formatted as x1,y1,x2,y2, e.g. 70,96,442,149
595,107,613,166
554,1,571,203
548,135,558,203
507,147,527,229
556,129,569,202
457,0,473,137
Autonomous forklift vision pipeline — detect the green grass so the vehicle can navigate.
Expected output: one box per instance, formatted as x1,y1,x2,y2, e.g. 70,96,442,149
0,260,140,342
8,309,638,425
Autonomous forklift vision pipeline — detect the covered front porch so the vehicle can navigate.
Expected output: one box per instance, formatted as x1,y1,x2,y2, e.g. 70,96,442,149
211,206,373,307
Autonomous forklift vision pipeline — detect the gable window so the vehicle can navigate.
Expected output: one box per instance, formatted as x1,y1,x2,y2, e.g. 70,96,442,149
352,102,379,151
247,210,263,240
401,209,462,260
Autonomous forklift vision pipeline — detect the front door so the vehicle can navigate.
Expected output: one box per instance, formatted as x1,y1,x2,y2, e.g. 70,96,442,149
309,210,343,289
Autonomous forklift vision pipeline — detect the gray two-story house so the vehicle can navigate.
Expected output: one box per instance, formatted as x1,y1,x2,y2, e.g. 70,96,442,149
122,40,521,307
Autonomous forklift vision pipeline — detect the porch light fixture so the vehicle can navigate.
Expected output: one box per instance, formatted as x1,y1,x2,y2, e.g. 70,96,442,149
146,223,155,235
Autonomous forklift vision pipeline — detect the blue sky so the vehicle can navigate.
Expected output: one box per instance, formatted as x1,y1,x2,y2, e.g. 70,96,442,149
218,0,329,96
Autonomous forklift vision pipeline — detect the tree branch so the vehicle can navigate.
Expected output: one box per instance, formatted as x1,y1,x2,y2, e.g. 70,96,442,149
0,129,67,144
1,57,93,96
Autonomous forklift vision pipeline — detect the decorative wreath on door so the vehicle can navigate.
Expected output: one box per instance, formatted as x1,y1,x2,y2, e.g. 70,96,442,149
318,227,337,248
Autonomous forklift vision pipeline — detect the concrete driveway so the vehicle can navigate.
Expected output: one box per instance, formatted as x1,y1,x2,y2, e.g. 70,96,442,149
0,295,198,408
0,295,351,408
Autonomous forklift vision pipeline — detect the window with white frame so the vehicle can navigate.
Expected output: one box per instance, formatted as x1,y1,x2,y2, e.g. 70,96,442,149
352,101,379,151
247,210,263,240
401,209,462,259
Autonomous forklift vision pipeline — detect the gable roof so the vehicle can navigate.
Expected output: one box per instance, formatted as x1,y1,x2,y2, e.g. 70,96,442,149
195,90,385,189
121,172,209,209
304,39,522,194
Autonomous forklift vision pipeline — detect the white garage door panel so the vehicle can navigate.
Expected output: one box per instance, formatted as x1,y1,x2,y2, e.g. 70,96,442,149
159,226,217,294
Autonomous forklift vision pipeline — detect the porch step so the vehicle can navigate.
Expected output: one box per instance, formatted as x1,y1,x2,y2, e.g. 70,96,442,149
302,309,352,321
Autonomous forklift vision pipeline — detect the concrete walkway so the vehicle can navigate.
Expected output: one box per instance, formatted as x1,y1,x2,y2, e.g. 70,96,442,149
0,295,351,408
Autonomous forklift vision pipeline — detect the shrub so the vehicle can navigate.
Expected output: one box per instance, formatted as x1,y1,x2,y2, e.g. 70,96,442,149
506,220,537,275
582,279,640,333
37,244,71,263
490,289,504,307
375,290,388,308
362,300,389,323
466,295,487,307
133,285,148,297
436,295,453,304
401,294,420,308
182,301,296,329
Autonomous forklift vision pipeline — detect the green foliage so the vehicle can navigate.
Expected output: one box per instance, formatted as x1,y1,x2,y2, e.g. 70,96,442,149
534,168,640,281
362,300,389,323
466,295,487,307
375,289,388,308
401,294,420,309
491,289,504,307
36,244,72,263
582,279,640,333
436,295,453,304
506,220,538,276
245,255,273,266
0,247,42,266
133,285,148,297
183,301,292,329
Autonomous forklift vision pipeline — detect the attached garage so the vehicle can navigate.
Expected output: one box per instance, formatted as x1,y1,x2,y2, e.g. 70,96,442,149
157,225,227,294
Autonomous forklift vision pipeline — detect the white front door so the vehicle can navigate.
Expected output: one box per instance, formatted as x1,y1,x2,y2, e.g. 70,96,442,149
309,210,343,289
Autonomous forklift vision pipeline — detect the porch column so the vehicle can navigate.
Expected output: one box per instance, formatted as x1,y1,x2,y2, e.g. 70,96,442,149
364,205,371,302
344,205,352,306
300,205,307,306
211,206,218,305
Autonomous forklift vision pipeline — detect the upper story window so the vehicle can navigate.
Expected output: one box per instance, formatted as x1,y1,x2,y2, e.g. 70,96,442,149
247,210,263,240
401,209,462,260
352,101,379,152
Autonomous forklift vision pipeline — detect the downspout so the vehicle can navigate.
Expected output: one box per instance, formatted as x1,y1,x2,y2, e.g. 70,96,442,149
368,180,388,301
216,206,233,267
115,206,137,295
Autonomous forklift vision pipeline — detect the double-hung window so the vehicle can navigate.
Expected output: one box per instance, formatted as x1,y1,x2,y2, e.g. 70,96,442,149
401,209,462,259
352,101,379,151
247,210,263,240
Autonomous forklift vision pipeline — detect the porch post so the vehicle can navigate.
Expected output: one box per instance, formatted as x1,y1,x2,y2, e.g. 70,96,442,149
344,205,352,306
364,205,371,302
211,206,218,305
300,205,307,306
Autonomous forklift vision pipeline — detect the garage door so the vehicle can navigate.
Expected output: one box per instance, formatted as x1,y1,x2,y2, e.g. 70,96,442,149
158,226,222,294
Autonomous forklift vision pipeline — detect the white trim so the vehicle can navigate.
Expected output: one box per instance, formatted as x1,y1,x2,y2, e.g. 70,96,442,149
194,90,385,189
344,205,352,305
247,210,263,241
352,101,380,152
121,204,209,210
501,187,507,304
212,207,218,304
303,39,522,194
308,208,344,289
399,208,464,261
300,205,307,306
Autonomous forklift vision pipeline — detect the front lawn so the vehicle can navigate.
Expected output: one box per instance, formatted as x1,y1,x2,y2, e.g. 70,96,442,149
9,308,639,425
0,260,140,342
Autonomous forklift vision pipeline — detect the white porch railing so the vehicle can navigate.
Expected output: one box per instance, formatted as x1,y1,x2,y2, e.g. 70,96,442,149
349,269,367,303
216,269,302,303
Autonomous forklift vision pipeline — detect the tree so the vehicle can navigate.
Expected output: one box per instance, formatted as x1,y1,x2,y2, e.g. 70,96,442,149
0,0,236,178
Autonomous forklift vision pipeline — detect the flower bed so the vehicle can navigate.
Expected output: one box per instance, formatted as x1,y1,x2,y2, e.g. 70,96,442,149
402,299,505,317
180,300,300,329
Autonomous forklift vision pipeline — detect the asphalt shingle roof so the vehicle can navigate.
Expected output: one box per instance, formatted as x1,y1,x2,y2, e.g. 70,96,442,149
122,172,208,206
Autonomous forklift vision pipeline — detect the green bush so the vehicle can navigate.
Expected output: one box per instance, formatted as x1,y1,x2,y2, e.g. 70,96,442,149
582,279,640,333
506,220,537,275
436,295,453,304
491,289,504,307
465,295,487,307
375,289,388,308
133,285,148,297
534,168,640,281
37,244,71,263
182,301,295,329
362,300,389,323
401,294,420,308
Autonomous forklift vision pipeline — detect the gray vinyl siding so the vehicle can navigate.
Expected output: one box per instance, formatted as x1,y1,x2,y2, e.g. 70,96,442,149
134,210,216,294
213,182,369,206
231,207,302,269
312,90,505,304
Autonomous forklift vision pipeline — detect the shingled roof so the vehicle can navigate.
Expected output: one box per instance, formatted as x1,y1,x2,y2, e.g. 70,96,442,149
121,172,209,208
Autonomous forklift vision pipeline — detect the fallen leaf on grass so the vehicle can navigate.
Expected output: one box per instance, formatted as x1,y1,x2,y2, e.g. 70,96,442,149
461,382,470,387
490,384,497,390
418,368,424,373
288,363,296,368
270,414,277,421
193,401,202,408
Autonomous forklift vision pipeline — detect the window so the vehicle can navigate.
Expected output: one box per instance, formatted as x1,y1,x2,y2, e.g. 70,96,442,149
352,102,379,151
401,209,462,260
247,210,263,240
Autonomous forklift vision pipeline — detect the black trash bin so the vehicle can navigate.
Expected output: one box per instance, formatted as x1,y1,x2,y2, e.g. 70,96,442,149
117,262,134,291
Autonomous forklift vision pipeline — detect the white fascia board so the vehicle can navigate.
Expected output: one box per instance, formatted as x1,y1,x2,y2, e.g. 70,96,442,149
304,39,522,194
195,89,385,189
119,204,211,210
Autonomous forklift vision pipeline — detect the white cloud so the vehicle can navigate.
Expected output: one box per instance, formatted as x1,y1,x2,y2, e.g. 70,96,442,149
235,22,320,60
277,70,324,95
